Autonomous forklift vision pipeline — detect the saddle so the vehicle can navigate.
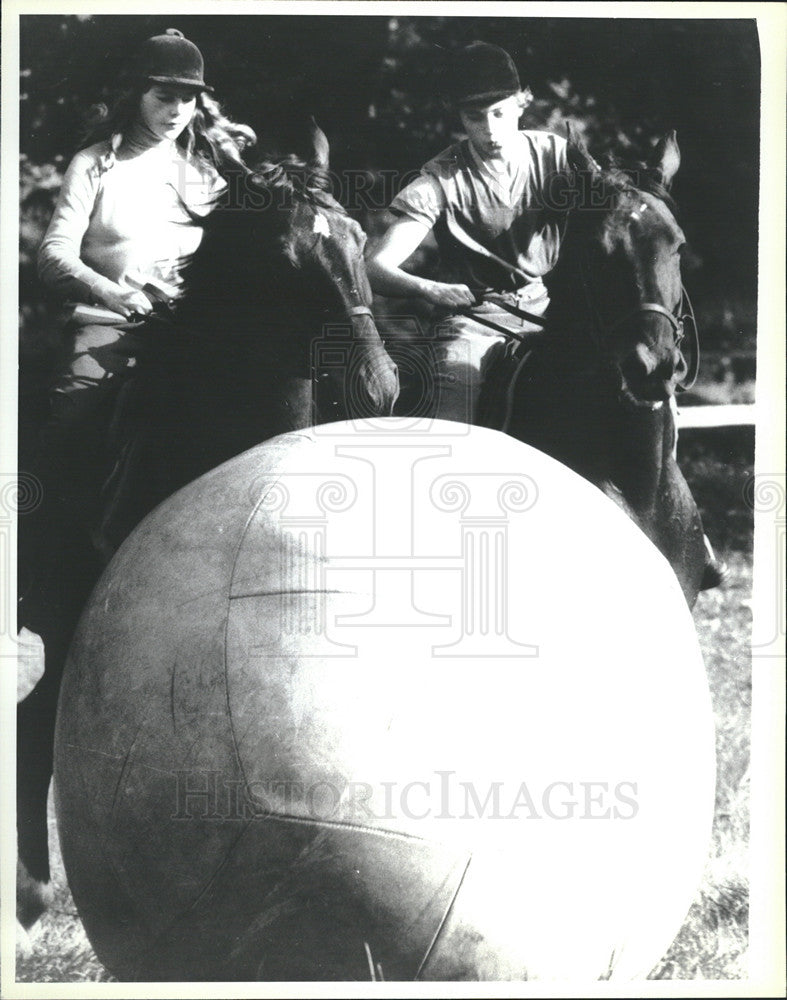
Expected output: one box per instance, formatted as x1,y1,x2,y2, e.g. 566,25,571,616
451,289,547,432
476,333,544,432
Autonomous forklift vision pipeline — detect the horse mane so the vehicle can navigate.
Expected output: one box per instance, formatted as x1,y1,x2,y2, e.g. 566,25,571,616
175,151,346,338
241,153,341,213
175,150,342,241
544,144,682,341
595,154,680,220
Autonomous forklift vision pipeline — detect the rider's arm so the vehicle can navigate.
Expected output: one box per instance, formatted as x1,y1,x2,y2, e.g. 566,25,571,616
38,149,152,318
367,216,475,308
367,170,476,308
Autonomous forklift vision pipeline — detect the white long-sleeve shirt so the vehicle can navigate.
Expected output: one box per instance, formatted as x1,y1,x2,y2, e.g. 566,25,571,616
38,131,225,303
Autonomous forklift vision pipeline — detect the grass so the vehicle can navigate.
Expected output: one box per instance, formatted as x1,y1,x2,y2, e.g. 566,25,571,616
15,801,113,983
15,564,753,984
14,430,753,985
645,431,754,980
649,551,752,980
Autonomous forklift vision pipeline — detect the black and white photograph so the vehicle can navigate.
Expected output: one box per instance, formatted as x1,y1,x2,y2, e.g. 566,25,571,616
1,3,784,993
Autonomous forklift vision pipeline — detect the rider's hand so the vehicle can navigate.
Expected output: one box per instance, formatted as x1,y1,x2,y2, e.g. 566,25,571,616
94,285,154,319
422,281,476,308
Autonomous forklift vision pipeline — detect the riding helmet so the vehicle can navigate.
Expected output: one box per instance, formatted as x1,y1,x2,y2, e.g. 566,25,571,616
134,28,213,92
446,41,522,108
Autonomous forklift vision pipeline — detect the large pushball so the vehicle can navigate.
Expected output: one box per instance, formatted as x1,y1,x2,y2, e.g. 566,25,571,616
54,419,715,982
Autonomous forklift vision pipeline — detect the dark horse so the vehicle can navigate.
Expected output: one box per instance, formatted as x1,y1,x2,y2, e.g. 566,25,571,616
475,127,707,607
16,125,399,927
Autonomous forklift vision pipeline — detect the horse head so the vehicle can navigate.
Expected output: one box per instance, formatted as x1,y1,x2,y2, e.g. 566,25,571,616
504,128,707,607
179,120,398,418
561,126,690,407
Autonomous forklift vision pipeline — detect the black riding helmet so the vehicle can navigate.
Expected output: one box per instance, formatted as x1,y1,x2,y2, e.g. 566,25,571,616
445,41,522,108
134,28,213,93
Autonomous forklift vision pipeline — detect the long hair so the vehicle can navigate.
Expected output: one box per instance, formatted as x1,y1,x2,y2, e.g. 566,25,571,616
80,83,256,176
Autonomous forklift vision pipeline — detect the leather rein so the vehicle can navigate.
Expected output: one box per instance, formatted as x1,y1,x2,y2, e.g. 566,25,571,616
447,214,700,393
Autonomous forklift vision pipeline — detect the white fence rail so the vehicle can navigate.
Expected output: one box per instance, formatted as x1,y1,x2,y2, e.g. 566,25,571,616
678,404,756,429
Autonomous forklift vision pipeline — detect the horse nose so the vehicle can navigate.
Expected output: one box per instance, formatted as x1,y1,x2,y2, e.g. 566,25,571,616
634,343,658,377
655,347,683,385
625,344,676,400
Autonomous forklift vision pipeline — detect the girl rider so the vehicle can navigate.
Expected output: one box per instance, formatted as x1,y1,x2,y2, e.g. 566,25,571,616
32,29,254,552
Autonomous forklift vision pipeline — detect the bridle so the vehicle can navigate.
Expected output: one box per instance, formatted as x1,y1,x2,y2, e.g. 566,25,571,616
448,211,700,395
577,264,700,393
654,291,701,392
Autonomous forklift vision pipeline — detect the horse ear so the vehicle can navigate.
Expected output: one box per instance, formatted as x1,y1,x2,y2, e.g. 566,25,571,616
565,121,600,176
650,130,680,188
308,117,330,172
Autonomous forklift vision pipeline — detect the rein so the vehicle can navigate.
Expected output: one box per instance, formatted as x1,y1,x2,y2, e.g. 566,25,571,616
447,213,700,392
457,283,698,393
577,260,700,392
456,300,544,342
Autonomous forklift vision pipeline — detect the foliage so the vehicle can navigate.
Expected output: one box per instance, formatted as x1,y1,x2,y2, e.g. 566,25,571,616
19,157,65,365
19,15,760,283
17,19,760,412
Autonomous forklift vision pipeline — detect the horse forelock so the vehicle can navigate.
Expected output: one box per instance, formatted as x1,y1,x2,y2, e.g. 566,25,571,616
549,151,686,395
246,153,340,212
562,152,683,268
599,187,683,260
598,157,680,222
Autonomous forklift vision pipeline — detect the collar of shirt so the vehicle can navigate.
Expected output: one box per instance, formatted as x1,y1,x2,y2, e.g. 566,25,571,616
121,121,182,162
467,133,529,206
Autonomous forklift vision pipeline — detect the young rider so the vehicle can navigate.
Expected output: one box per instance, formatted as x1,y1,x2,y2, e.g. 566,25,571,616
33,28,254,536
367,41,566,424
367,40,727,589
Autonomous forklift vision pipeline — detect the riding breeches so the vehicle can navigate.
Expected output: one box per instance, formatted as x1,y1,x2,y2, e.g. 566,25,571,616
36,319,159,514
428,284,549,425
18,319,157,618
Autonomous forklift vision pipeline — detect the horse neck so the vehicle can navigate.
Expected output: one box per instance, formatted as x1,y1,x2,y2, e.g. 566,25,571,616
538,265,675,513
607,399,674,512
